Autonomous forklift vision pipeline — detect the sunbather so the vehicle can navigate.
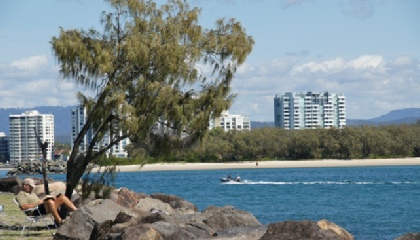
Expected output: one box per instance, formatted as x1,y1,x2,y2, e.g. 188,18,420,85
16,178,77,224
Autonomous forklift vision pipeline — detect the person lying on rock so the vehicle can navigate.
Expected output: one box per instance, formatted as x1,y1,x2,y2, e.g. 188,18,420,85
16,178,77,225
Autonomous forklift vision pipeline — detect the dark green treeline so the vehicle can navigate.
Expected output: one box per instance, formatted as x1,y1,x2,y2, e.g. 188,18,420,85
155,122,420,163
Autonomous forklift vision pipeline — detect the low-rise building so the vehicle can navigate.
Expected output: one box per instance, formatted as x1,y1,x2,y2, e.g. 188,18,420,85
210,111,251,132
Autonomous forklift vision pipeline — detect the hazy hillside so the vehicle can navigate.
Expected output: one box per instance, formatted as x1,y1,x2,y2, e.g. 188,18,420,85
1,107,419,143
252,108,420,128
347,108,420,126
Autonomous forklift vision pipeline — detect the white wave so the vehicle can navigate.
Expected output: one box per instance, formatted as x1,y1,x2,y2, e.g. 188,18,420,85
222,180,420,185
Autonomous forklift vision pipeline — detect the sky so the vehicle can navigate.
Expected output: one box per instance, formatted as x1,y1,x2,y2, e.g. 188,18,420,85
1,0,419,121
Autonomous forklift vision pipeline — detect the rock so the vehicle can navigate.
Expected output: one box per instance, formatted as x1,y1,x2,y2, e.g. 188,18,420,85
395,233,420,240
33,181,66,197
201,205,261,232
200,225,268,240
136,196,175,215
318,219,354,240
259,220,354,240
109,187,146,208
54,189,265,240
150,193,198,214
6,161,67,176
153,213,217,239
0,176,22,193
150,221,199,240
119,224,164,240
54,199,135,240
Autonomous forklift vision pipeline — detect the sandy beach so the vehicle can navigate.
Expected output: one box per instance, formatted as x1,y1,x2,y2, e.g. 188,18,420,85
110,157,420,172
2,158,418,173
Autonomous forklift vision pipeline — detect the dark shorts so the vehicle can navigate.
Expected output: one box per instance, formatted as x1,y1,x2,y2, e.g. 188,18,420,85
31,203,47,216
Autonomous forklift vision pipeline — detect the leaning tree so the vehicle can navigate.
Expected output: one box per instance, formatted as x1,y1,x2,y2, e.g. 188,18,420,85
51,0,254,198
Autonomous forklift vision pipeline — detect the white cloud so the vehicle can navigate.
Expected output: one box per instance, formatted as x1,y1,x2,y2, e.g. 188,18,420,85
346,55,384,69
0,56,82,108
292,55,384,74
229,54,420,121
1,54,419,122
391,56,412,67
9,55,48,72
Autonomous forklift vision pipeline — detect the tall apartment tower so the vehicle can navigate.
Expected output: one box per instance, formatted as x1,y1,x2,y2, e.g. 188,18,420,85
209,111,251,131
0,132,9,163
274,92,346,129
9,110,54,163
71,105,130,158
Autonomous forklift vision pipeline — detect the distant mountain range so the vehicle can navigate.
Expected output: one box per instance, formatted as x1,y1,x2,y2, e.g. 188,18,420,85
252,108,420,129
1,107,419,143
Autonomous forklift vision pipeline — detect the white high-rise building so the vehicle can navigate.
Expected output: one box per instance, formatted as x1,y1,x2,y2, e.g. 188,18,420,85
210,111,251,132
0,132,9,163
71,106,130,158
9,110,54,164
274,92,346,129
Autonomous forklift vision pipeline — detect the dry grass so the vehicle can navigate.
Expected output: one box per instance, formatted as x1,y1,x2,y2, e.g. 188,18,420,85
0,193,55,240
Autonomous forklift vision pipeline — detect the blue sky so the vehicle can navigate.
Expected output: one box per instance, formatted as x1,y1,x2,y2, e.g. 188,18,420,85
1,0,419,121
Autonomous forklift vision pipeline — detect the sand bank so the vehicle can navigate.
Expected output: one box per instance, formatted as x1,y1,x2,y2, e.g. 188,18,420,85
110,157,420,172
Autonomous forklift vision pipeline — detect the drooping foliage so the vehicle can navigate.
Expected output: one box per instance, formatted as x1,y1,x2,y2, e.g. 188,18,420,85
51,0,254,197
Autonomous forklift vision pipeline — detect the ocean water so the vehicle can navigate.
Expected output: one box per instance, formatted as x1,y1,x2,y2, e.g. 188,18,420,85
1,165,419,240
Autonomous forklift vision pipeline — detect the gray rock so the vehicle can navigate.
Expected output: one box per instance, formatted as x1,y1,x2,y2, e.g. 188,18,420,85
259,220,354,240
54,199,135,240
151,221,198,240
117,224,164,240
136,197,174,215
201,205,261,232
50,188,356,240
0,176,21,193
395,233,420,240
109,187,147,208
150,193,198,214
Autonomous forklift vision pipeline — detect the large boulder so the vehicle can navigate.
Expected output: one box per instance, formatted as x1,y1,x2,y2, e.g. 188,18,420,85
150,193,198,214
201,205,261,232
114,224,164,240
33,181,67,197
395,233,420,240
50,188,356,240
109,187,147,208
54,190,264,240
0,176,21,193
54,199,136,240
136,197,175,215
259,220,353,240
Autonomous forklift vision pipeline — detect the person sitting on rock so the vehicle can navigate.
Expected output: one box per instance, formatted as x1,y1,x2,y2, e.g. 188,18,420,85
16,178,77,225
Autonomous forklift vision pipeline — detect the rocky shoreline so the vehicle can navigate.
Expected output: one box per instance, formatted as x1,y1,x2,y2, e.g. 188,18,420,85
5,161,67,176
1,176,418,240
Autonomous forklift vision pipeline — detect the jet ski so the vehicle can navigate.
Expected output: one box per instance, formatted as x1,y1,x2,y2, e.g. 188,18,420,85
219,177,241,183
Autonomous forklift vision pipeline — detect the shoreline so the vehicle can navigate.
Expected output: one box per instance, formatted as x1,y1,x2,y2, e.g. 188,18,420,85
1,158,419,173
109,157,420,172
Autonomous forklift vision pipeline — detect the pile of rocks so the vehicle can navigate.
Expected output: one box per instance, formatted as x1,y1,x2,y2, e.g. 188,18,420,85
2,176,418,239
6,161,66,176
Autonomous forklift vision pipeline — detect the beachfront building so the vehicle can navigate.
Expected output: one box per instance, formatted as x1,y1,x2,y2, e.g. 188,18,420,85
274,92,346,129
9,110,54,164
209,111,251,132
0,132,9,163
71,105,130,158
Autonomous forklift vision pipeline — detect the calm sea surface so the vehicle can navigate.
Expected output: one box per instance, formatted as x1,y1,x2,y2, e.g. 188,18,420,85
1,165,419,240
